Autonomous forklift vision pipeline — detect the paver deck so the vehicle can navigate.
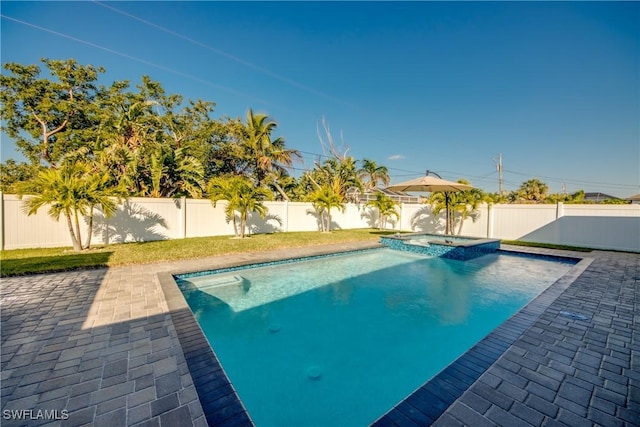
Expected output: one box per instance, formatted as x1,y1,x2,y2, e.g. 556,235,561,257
1,242,638,426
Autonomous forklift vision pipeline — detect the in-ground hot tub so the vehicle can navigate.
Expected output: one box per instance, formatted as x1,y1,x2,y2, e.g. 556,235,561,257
380,233,501,260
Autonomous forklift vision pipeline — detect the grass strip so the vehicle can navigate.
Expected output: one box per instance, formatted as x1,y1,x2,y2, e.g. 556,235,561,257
2,231,598,277
1,229,397,277
501,240,593,252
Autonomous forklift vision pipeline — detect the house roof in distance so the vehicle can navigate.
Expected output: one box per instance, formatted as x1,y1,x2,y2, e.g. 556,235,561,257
583,192,620,202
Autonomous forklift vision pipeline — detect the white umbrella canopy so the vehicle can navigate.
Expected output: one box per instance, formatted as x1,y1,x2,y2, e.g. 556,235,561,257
386,174,474,235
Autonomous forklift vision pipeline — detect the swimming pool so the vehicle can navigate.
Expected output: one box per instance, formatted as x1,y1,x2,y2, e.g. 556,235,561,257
176,248,575,426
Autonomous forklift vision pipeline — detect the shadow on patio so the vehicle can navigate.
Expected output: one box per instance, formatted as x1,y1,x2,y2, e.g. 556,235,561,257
0,267,207,426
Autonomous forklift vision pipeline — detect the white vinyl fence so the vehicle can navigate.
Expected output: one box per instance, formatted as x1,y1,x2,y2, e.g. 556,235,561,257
1,193,638,252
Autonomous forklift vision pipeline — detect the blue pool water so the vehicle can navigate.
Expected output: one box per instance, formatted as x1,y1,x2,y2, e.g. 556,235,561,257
177,248,574,427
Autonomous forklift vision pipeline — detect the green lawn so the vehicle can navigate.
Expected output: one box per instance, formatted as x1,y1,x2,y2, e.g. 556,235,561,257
501,240,593,252
1,229,398,277
1,231,597,277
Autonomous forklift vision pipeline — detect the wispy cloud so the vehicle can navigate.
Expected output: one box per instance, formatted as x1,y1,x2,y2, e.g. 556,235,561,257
388,154,405,160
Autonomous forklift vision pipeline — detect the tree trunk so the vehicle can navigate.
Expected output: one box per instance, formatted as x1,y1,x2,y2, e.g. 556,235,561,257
317,208,325,232
74,209,84,251
449,210,453,235
84,205,94,249
450,210,456,235
273,182,290,201
326,208,332,232
34,108,69,166
66,212,82,252
232,214,239,237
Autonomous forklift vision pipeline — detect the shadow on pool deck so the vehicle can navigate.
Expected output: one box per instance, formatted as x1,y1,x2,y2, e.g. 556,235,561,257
0,267,207,427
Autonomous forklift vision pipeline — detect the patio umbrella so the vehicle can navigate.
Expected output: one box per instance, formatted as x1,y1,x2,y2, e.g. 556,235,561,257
385,172,474,235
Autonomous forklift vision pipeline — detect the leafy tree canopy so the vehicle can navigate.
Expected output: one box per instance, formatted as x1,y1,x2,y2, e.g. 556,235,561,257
1,58,105,166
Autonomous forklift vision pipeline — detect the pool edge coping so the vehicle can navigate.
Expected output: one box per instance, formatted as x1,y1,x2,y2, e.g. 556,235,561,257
157,244,592,427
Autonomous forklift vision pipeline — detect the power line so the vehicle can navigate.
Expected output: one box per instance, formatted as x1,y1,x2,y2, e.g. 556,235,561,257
296,151,468,182
432,164,636,192
502,168,637,190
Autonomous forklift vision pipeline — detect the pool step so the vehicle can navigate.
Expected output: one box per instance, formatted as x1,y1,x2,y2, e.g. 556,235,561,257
198,275,246,289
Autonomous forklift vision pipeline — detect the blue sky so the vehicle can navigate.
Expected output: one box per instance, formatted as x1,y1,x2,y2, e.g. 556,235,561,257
1,1,638,197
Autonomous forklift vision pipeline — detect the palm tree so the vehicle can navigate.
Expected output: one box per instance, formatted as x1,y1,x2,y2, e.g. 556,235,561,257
95,90,159,196
143,146,205,198
485,192,508,205
312,157,362,200
358,159,390,192
244,109,301,194
207,175,270,238
428,192,451,234
61,150,124,249
367,192,399,230
80,170,121,249
265,168,298,201
451,185,486,235
307,177,345,232
17,162,98,251
517,179,549,203
429,180,485,235
234,184,271,238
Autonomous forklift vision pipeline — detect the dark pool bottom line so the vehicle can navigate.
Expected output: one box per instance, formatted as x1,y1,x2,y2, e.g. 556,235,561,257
157,251,591,427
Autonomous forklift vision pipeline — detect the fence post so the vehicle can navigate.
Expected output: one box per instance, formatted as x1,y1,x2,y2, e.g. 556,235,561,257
181,197,187,239
487,203,494,238
0,191,4,250
283,200,289,232
556,202,564,219
105,206,110,245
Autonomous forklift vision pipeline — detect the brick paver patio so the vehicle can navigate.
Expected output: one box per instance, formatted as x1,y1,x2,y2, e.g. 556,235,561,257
1,243,638,426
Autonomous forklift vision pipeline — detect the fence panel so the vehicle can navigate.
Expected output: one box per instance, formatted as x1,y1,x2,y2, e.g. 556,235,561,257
2,193,638,252
185,199,232,238
401,204,435,233
2,194,72,249
286,203,321,232
491,204,558,240
519,216,640,252
96,197,181,244
252,202,287,234
458,204,489,238
563,204,640,217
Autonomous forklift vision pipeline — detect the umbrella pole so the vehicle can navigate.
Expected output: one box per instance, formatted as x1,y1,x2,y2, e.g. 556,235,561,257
445,193,449,235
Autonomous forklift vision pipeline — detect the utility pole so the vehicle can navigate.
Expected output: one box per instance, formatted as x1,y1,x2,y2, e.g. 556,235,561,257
494,153,504,195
